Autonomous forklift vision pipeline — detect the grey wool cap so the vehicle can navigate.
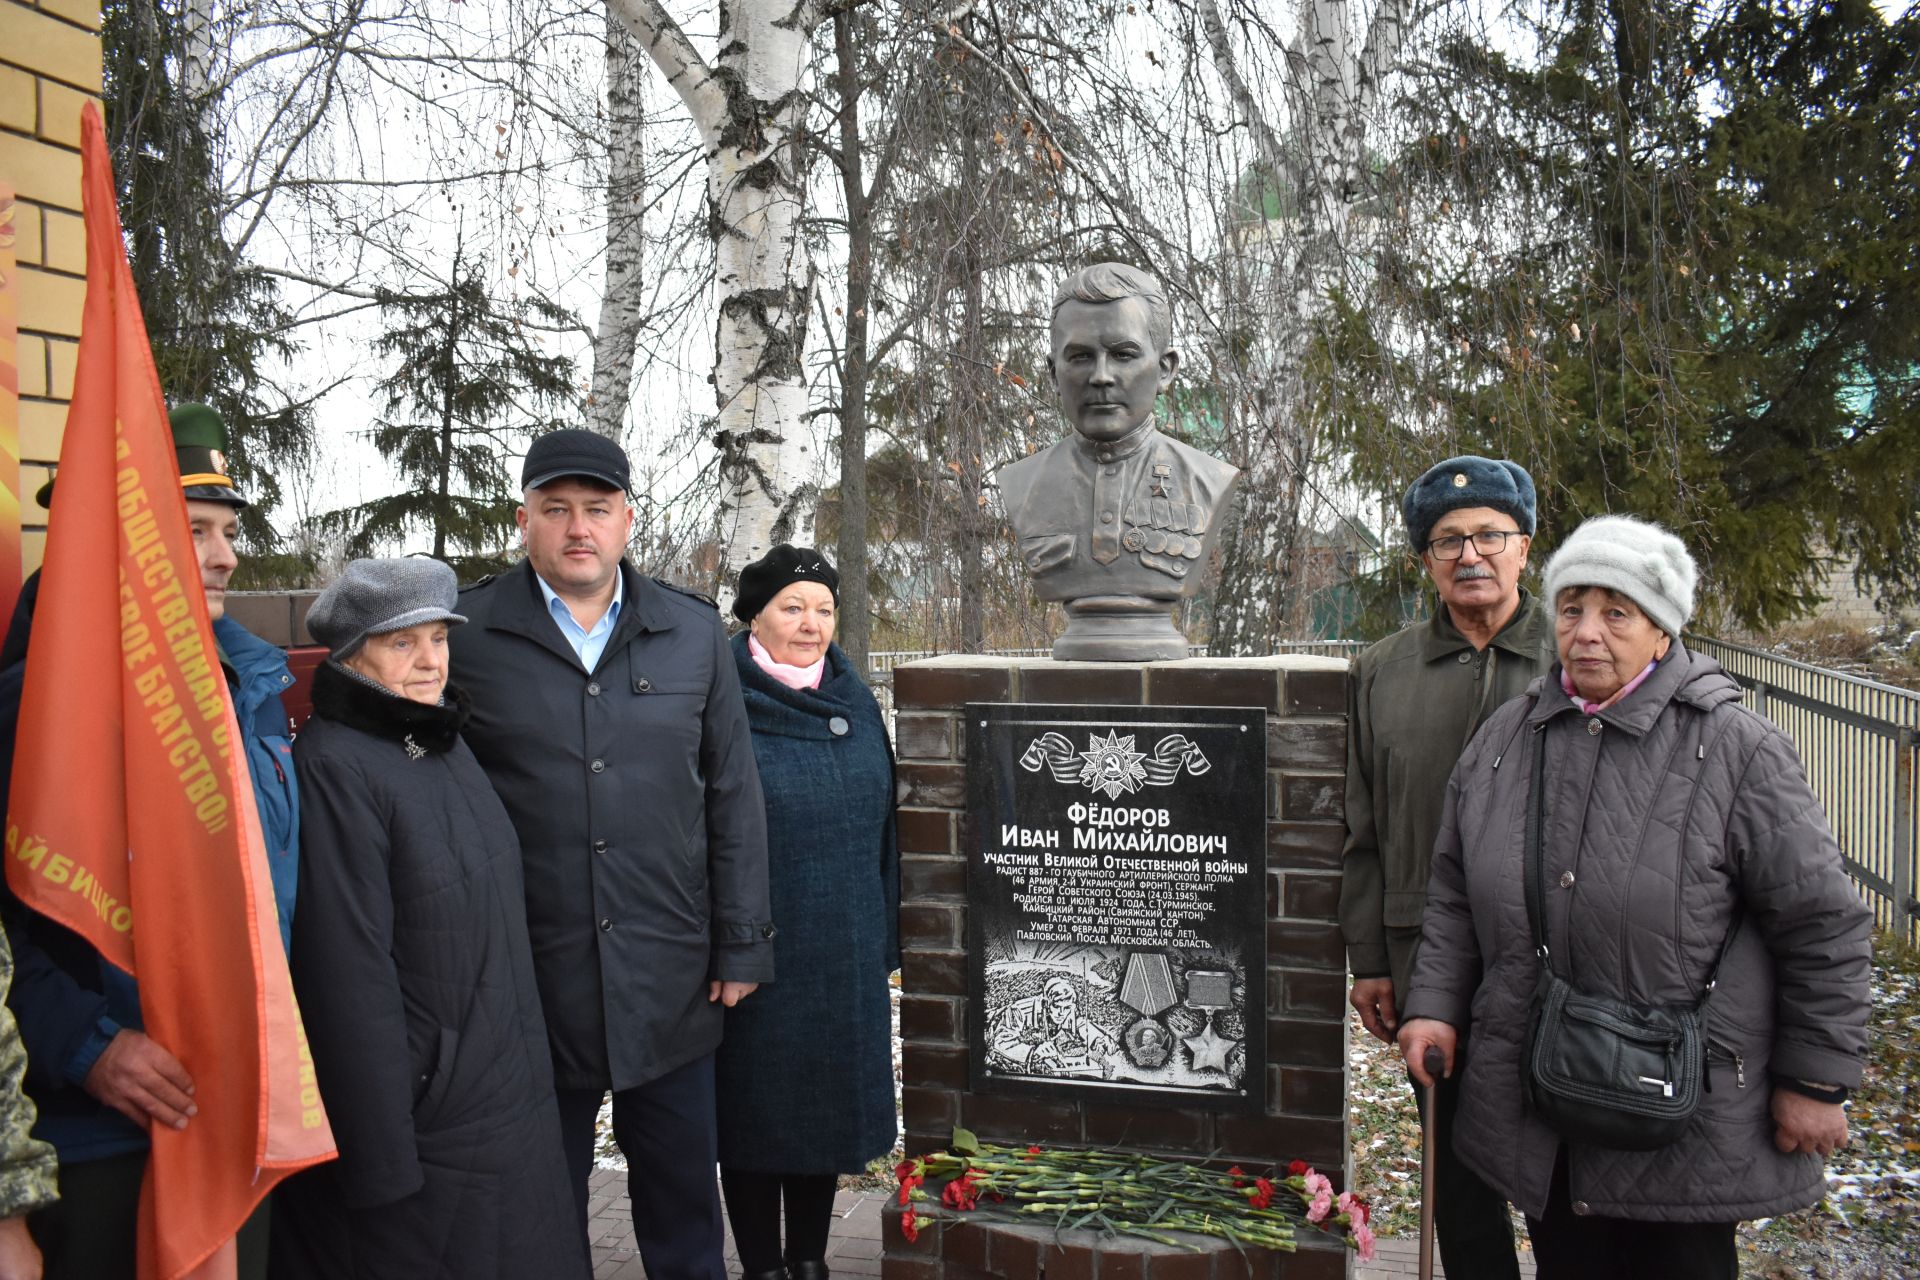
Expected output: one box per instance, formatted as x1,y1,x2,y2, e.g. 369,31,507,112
1543,514,1698,638
308,558,468,658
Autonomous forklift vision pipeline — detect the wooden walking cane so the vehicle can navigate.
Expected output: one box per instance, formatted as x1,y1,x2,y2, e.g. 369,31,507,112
1419,1046,1446,1280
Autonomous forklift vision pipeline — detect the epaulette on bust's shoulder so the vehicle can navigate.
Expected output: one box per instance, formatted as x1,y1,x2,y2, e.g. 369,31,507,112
652,577,719,610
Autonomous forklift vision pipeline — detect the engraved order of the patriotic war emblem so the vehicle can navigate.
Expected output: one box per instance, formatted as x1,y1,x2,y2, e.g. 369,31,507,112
1076,730,1147,798
1018,729,1210,798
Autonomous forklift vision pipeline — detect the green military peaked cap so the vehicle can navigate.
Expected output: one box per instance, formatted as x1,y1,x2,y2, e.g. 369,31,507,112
36,401,251,510
170,402,249,509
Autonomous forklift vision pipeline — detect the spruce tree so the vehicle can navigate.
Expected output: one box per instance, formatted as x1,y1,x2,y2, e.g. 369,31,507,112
1320,0,1919,632
102,0,312,570
315,242,577,577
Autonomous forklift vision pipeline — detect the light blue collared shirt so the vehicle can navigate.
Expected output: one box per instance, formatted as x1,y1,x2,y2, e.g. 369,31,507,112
535,570,624,672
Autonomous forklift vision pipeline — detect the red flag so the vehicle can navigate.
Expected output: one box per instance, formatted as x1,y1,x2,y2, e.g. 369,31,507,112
4,103,335,1280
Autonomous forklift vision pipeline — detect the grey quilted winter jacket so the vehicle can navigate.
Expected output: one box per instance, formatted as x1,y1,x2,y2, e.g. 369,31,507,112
1401,645,1873,1223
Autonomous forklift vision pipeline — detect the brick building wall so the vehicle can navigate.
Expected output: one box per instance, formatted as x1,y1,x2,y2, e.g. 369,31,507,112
887,655,1353,1280
1,0,100,578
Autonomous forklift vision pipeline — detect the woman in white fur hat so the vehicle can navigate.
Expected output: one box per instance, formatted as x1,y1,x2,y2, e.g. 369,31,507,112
1393,514,1872,1280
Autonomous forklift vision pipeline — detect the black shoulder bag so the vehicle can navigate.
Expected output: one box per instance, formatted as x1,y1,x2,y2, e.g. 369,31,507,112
1519,721,1739,1151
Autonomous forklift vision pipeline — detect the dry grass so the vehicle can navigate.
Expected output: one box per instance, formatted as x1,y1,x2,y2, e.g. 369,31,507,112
1759,621,1920,691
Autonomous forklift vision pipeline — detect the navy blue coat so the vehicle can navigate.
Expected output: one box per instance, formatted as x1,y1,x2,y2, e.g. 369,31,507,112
715,635,899,1175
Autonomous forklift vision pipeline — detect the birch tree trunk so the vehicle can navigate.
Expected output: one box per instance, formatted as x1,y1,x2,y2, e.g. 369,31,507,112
588,9,650,439
178,0,220,108
1202,0,1420,652
611,0,823,604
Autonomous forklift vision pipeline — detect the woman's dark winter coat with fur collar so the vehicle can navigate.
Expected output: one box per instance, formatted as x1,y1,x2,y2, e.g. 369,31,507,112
269,662,587,1280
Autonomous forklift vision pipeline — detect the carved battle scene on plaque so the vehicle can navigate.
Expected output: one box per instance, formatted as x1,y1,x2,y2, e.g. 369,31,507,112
966,703,1267,1111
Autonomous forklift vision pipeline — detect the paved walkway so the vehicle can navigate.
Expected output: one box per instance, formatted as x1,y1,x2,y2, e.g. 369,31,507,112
585,1171,1534,1278
587,1172,883,1279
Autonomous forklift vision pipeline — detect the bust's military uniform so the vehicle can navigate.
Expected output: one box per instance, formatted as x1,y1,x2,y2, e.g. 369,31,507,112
997,422,1240,601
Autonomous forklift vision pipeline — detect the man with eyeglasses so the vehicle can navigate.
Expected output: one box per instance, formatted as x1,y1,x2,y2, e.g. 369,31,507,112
1339,455,1551,1280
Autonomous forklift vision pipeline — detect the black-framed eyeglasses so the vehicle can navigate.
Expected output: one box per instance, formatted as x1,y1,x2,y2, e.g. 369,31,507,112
1425,529,1523,560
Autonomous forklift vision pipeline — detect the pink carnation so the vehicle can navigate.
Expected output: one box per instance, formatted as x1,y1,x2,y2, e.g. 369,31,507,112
1306,1188,1334,1223
1352,1219,1376,1262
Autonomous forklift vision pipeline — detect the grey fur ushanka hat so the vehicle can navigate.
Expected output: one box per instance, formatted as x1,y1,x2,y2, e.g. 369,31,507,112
308,558,468,658
1542,514,1698,638
1402,456,1537,550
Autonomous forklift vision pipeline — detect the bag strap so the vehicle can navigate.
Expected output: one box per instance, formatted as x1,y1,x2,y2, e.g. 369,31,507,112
1522,697,1741,1006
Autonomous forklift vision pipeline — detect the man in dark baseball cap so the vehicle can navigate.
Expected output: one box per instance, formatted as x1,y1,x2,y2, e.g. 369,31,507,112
450,429,771,1279
521,427,633,495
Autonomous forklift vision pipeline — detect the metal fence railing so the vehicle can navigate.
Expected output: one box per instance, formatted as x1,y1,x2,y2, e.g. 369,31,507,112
1689,634,1920,942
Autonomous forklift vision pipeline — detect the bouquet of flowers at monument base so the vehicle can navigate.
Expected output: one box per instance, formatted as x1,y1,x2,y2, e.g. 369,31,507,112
895,1128,1374,1262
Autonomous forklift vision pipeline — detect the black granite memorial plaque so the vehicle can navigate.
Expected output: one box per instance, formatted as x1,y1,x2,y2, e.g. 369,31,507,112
965,702,1267,1111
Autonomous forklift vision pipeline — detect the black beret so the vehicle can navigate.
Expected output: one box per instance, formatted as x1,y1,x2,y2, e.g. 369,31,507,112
523,428,631,493
733,545,840,623
1402,455,1537,550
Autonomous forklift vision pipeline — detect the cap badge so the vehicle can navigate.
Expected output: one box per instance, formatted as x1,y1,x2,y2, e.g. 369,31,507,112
209,449,230,477
1452,472,1468,488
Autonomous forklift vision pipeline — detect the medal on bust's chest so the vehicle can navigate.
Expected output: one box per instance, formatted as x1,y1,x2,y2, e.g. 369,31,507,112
1121,461,1208,575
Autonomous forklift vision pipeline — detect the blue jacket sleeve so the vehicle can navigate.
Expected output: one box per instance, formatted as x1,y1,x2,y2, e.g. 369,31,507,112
0,574,126,1093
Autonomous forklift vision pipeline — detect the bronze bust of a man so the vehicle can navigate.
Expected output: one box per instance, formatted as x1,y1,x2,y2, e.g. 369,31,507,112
996,262,1240,660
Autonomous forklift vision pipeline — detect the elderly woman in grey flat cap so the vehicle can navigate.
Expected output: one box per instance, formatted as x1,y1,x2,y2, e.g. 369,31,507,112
1395,515,1872,1280
269,559,586,1280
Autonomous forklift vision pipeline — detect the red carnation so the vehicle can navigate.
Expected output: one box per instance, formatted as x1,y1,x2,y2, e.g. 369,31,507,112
895,1158,925,1206
900,1211,923,1244
1288,1159,1308,1177
1247,1176,1275,1209
942,1172,982,1212
1227,1165,1247,1187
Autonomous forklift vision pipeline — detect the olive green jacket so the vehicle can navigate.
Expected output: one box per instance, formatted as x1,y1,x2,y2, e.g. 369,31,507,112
0,927,58,1218
1338,589,1553,996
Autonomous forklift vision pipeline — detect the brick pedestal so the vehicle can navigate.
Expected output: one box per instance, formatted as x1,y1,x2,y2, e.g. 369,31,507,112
886,656,1352,1280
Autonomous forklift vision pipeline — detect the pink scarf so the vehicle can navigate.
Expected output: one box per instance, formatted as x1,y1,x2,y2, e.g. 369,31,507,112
748,633,825,690
1561,659,1659,715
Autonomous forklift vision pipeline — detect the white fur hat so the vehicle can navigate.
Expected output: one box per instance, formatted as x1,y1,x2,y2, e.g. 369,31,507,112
1542,515,1698,637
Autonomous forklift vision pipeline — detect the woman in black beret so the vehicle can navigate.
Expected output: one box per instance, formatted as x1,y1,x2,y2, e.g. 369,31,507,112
714,546,899,1280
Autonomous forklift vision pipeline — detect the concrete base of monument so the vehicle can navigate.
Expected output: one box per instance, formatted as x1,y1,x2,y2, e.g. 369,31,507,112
882,1214,1352,1280
1052,595,1188,661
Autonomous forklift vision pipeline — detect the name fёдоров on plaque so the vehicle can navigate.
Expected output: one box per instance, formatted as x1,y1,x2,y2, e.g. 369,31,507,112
966,702,1267,1112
